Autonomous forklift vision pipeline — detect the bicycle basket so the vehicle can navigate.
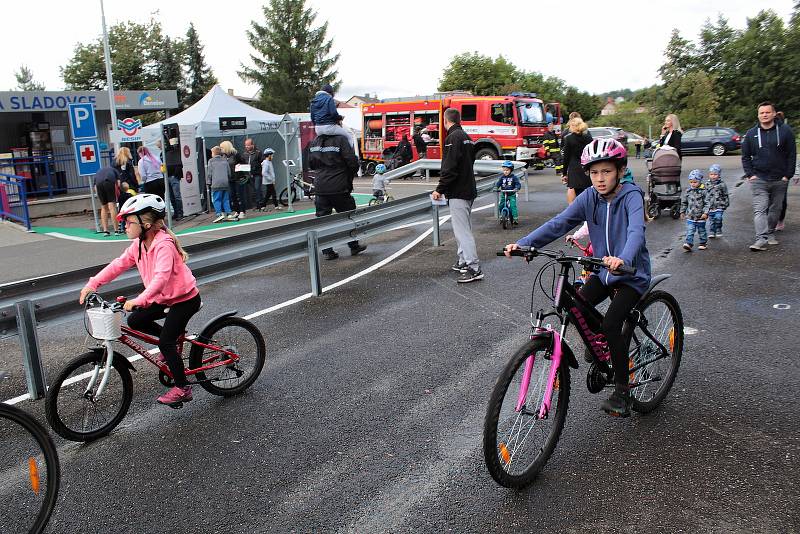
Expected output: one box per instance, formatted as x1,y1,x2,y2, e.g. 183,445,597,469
86,306,122,340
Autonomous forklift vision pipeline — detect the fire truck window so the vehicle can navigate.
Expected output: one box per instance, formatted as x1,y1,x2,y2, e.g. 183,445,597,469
461,105,477,122
517,102,545,125
491,103,515,124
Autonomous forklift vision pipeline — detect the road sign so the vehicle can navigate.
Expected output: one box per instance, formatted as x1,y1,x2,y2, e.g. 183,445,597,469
117,117,142,142
68,102,98,140
73,139,101,176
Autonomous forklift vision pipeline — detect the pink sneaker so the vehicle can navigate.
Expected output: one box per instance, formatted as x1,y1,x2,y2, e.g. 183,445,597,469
157,385,193,407
776,221,785,231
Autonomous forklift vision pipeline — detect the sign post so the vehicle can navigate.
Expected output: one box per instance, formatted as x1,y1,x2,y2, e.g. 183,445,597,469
68,102,101,232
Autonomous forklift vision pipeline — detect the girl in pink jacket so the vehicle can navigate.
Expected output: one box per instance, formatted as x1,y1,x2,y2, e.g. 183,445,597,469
79,194,201,407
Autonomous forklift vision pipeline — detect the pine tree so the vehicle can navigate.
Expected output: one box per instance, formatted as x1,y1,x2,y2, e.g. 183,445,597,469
14,65,45,91
184,23,217,107
239,0,340,113
159,36,184,98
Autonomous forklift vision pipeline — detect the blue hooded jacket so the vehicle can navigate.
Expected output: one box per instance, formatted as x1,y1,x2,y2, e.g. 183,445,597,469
309,90,341,125
516,182,651,294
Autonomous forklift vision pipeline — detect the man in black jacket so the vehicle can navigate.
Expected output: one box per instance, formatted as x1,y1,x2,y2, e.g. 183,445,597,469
742,101,796,251
307,133,367,260
432,108,483,283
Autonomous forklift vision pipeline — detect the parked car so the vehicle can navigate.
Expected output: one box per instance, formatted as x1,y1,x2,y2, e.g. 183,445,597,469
680,127,741,156
624,132,645,145
588,127,628,146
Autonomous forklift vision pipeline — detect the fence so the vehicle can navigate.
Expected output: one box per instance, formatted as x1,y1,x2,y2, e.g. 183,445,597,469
0,173,31,230
0,150,115,199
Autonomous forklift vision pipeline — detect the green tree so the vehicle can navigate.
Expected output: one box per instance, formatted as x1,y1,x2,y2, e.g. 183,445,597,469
184,23,217,107
13,65,45,91
240,0,339,113
438,52,519,96
159,36,184,103
561,87,602,121
62,19,169,90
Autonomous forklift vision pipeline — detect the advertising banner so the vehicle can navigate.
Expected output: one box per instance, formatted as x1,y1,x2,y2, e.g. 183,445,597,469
178,125,202,216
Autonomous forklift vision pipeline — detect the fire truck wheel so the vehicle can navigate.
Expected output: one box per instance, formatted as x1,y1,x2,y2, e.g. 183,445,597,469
475,148,498,161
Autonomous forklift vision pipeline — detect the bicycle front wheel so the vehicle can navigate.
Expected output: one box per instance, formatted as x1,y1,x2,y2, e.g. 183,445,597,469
626,290,684,413
0,404,60,534
278,187,298,206
483,338,570,488
45,350,133,442
190,317,266,396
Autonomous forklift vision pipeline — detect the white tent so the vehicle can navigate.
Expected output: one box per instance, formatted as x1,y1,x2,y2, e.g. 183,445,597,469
142,84,283,137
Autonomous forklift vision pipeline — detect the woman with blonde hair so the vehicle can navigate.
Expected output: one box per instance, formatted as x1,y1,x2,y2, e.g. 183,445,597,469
114,146,139,191
219,140,243,216
561,116,594,203
659,114,683,158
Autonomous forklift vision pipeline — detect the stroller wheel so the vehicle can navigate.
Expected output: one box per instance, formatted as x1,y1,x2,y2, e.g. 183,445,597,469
670,204,681,219
647,201,661,220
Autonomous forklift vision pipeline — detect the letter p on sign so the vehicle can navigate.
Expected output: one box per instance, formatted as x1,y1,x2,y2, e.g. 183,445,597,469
68,102,98,140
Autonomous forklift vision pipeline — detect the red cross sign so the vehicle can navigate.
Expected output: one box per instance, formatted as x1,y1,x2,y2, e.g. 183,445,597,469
80,144,96,162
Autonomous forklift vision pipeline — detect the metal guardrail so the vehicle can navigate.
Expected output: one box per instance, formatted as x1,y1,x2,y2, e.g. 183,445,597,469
0,173,32,230
2,158,526,399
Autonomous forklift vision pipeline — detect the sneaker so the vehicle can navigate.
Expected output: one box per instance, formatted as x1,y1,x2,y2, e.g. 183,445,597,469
451,261,468,273
682,243,692,252
601,387,631,417
157,385,193,408
749,239,768,251
274,206,283,210
767,236,779,245
349,244,367,256
212,215,225,223
708,232,716,239
238,212,246,219
715,232,723,237
512,219,519,226
113,231,122,236
225,214,238,222
457,266,484,283
102,231,111,237
323,250,339,260
698,243,707,250
776,221,785,231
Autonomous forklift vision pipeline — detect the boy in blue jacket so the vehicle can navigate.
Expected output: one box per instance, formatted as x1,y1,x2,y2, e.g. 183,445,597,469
496,160,522,224
504,138,651,417
680,169,710,251
309,84,353,147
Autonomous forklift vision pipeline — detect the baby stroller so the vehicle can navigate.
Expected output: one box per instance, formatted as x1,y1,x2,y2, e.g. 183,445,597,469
646,145,682,219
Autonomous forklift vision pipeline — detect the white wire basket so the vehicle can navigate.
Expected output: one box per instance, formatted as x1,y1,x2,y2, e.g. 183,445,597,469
86,306,122,340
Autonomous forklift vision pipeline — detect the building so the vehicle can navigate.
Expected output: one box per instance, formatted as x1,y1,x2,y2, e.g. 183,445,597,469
600,97,618,116
346,94,381,107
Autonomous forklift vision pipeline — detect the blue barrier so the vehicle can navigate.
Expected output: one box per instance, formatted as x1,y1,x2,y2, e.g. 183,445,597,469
0,151,114,199
0,173,32,230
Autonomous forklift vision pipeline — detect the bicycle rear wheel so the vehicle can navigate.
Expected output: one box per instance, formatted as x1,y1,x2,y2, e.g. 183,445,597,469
626,290,684,413
45,350,133,442
483,338,570,488
0,404,60,534
279,186,298,206
189,317,266,396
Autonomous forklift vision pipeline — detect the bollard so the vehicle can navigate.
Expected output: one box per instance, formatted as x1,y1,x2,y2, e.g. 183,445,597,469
307,231,322,296
522,171,530,202
16,300,46,400
432,204,441,247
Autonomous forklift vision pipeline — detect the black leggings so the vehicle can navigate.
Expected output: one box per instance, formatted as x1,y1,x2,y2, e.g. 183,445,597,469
578,277,641,388
127,294,202,387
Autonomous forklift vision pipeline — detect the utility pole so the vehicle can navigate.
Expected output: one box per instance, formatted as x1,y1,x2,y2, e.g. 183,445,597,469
100,0,119,152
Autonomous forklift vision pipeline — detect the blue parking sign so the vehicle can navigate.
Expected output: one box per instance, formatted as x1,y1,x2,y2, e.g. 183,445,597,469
74,139,101,176
68,103,97,140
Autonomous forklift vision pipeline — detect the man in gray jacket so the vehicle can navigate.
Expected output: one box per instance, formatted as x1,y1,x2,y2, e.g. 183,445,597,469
206,146,237,222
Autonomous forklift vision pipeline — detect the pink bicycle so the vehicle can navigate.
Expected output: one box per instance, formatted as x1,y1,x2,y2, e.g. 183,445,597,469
483,247,683,488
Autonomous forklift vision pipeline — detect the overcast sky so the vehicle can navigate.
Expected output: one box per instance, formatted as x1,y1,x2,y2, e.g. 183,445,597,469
2,0,795,105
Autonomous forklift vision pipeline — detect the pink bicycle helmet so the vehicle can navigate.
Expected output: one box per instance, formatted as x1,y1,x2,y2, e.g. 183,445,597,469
580,138,628,170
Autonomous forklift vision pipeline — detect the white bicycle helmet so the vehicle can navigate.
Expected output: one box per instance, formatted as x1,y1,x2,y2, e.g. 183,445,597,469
116,193,166,222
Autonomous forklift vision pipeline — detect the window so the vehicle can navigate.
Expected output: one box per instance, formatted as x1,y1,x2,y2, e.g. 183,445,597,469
698,128,715,138
461,105,477,122
491,103,514,124
715,128,730,136
682,130,698,140
516,102,544,125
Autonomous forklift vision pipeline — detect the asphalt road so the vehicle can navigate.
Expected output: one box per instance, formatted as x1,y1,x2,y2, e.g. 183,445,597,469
1,155,798,533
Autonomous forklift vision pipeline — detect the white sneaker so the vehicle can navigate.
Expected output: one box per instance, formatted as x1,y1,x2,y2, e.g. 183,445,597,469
238,212,246,219
274,206,283,210
225,214,238,222
767,236,779,245
212,215,225,223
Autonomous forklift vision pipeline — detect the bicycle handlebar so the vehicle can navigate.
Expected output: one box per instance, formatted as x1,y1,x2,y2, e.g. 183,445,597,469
85,293,125,312
497,246,637,275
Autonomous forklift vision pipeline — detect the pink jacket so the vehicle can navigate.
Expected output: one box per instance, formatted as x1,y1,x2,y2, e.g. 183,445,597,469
87,230,199,307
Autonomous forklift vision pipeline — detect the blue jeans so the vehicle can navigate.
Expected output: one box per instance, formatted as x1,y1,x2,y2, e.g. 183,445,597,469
708,210,724,234
212,190,231,214
685,219,707,246
168,175,183,218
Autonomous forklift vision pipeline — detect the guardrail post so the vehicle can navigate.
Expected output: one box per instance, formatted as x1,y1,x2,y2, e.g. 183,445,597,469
522,171,530,202
16,300,46,400
432,204,441,247
307,231,322,296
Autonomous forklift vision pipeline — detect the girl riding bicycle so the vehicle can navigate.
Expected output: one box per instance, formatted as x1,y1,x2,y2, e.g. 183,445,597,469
78,194,201,408
504,138,651,417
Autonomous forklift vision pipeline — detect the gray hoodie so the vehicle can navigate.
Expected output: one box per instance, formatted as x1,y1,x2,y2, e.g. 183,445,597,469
206,155,231,190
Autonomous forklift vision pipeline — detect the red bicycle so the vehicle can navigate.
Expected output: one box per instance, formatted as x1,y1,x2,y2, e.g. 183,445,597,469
45,294,266,442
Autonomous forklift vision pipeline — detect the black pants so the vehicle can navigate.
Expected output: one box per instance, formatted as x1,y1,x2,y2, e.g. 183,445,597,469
262,184,278,207
578,277,641,388
127,294,202,387
143,179,166,201
315,193,361,253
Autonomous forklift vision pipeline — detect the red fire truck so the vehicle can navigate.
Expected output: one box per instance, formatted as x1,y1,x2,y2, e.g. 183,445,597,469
360,93,560,172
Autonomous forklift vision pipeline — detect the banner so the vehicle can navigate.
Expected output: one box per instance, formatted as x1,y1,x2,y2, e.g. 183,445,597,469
178,125,202,216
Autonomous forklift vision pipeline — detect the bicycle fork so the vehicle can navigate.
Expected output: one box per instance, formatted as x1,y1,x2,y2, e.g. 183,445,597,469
515,325,565,419
84,340,114,401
